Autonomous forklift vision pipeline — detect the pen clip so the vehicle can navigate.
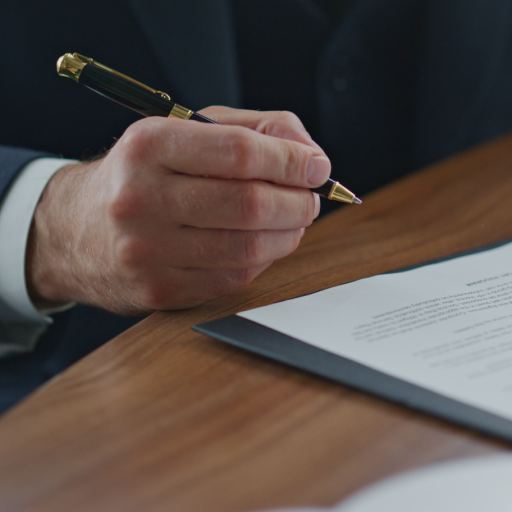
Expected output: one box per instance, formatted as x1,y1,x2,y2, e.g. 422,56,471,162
57,52,173,102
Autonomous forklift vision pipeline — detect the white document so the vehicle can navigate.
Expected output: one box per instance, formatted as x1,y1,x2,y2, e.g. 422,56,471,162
263,455,512,512
335,456,512,512
240,241,512,420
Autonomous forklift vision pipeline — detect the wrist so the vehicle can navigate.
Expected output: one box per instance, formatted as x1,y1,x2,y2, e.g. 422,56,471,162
26,161,93,306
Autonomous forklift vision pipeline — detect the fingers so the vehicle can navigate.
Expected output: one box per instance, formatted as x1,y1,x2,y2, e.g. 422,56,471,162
174,264,273,307
199,106,322,150
126,263,273,311
159,174,320,230
118,117,331,188
102,107,329,314
114,224,295,311
123,227,305,270
177,227,304,269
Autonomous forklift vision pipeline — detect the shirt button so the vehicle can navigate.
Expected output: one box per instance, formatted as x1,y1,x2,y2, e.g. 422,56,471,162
331,76,348,93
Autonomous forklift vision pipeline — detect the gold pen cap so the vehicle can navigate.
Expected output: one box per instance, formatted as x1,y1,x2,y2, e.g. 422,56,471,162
56,53,91,81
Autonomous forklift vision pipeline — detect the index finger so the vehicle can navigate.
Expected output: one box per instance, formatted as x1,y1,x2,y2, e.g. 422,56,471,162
142,117,332,188
199,106,324,151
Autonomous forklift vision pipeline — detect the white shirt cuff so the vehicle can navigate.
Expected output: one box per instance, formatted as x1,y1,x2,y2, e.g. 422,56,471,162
0,157,76,325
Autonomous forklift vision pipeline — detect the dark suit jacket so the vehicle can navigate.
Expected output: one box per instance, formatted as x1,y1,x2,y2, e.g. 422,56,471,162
1,0,512,408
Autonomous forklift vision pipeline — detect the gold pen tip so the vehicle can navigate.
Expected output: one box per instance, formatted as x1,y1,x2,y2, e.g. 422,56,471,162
353,196,363,205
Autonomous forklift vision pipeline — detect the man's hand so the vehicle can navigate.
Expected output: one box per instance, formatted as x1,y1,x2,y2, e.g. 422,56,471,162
27,106,331,314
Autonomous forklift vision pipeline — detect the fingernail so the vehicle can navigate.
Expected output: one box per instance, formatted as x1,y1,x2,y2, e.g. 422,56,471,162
313,193,321,218
307,156,331,186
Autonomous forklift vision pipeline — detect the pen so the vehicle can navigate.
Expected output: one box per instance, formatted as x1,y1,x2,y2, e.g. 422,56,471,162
56,52,362,205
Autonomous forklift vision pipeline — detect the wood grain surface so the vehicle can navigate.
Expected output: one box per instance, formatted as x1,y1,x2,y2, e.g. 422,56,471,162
1,136,512,511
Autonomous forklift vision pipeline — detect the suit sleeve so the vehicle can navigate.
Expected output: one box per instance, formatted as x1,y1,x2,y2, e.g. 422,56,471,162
0,146,72,356
0,145,50,201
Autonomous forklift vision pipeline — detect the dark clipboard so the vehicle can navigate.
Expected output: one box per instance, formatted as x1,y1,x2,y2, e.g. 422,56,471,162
194,241,512,443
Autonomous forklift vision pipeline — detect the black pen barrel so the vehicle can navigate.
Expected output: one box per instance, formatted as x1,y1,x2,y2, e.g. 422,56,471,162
311,179,336,197
79,63,172,118
190,111,218,124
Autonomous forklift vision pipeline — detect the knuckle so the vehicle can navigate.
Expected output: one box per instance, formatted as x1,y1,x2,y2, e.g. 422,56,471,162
223,268,254,290
139,280,170,310
302,194,316,226
291,228,304,252
208,275,231,297
119,120,155,162
225,130,257,177
115,236,148,271
242,232,266,266
276,110,301,127
209,267,258,298
268,110,314,149
283,144,305,182
108,183,146,222
283,230,302,256
296,227,306,244
232,267,254,288
239,183,267,227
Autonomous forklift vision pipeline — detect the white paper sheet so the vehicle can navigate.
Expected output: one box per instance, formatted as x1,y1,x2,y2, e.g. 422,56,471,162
240,242,512,420
262,455,512,512
336,456,512,512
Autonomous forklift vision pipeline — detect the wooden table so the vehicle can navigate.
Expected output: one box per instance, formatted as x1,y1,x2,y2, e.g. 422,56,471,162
1,136,512,511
